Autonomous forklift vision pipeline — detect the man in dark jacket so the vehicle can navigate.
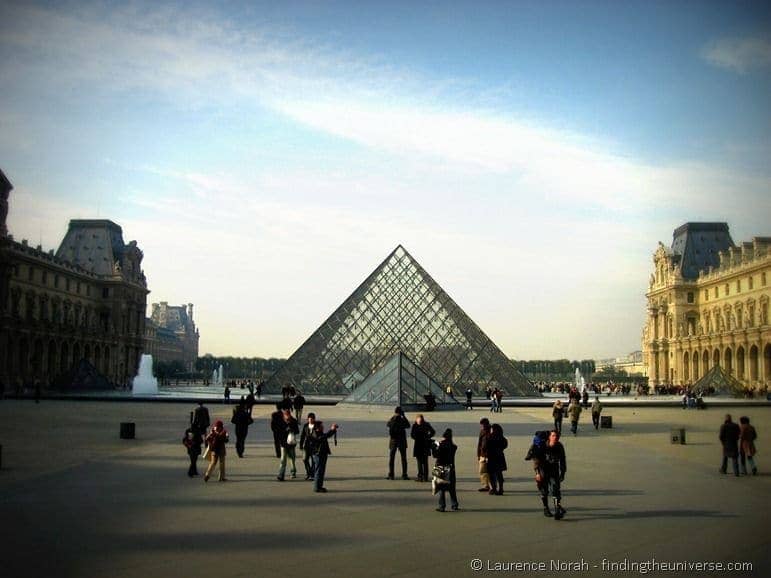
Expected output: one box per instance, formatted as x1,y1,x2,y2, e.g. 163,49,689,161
387,406,410,480
231,402,253,458
532,430,567,519
270,403,284,458
299,412,317,480
719,414,741,476
309,420,339,493
191,402,210,437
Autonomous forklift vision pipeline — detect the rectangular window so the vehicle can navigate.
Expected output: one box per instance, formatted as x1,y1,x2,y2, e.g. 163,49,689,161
687,292,694,304
66,278,71,292
736,279,741,293
28,267,34,281
749,276,754,290
102,287,109,298
763,272,767,286
714,287,718,298
42,271,48,285
725,283,729,296
704,289,709,301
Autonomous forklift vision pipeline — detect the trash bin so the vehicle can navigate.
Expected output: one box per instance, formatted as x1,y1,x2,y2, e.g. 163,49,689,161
120,422,135,439
670,428,686,444
600,415,612,428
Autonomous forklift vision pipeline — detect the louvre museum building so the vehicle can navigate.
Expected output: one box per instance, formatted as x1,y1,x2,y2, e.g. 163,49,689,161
0,170,149,390
643,222,771,393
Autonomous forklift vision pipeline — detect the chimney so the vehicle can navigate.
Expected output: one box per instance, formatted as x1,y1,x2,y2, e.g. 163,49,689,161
188,303,194,321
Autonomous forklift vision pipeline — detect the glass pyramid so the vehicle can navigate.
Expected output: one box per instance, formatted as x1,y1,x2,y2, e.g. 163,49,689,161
266,245,538,396
340,351,462,409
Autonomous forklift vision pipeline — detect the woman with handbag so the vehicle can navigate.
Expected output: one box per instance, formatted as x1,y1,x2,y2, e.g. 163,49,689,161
411,414,436,482
433,428,459,512
277,408,300,481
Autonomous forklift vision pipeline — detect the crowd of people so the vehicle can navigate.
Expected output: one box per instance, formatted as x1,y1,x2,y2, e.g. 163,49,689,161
184,399,761,516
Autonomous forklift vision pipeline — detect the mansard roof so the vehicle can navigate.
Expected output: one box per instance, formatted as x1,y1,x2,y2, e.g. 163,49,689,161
671,222,734,280
56,219,135,277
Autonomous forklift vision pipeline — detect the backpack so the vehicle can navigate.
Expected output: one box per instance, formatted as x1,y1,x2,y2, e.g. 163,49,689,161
524,430,550,460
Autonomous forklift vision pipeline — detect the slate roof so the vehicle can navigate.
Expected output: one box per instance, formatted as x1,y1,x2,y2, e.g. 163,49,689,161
671,222,734,280
55,220,127,276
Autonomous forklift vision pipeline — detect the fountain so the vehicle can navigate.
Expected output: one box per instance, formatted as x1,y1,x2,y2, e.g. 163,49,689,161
575,368,586,394
217,364,224,386
132,354,159,395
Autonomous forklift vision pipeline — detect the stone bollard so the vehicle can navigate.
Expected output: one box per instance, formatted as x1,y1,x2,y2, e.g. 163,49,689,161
670,428,686,444
120,422,136,439
600,415,612,428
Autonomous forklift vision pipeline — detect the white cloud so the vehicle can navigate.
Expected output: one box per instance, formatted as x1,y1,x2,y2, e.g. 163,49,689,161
2,2,769,360
702,36,771,74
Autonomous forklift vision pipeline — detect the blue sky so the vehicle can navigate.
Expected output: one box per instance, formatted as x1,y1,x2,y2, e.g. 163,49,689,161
1,0,769,359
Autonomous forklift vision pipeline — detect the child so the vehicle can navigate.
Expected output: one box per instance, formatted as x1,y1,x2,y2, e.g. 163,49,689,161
183,427,203,477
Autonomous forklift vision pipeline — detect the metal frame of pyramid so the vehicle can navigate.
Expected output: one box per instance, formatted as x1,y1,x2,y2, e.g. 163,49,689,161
692,364,745,396
340,350,463,409
266,245,538,396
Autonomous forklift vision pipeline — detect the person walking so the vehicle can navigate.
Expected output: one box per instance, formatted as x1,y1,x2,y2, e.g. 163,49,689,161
270,403,284,458
203,420,229,482
293,391,306,423
277,408,300,480
739,416,758,476
309,420,339,493
183,427,203,477
552,400,563,434
411,414,436,482
300,412,317,480
719,414,741,476
591,397,603,430
231,402,253,458
386,406,410,480
568,399,582,435
191,401,210,437
477,418,492,492
433,428,459,512
531,430,567,519
486,423,508,495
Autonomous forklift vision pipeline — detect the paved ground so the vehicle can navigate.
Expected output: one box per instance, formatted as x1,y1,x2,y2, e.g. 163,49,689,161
0,400,769,578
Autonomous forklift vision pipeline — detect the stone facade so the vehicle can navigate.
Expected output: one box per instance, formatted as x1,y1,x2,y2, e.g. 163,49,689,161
643,222,771,392
143,302,199,371
0,170,149,389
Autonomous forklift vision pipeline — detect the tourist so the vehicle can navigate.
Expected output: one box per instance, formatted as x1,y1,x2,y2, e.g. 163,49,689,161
494,388,503,413
244,390,256,416
299,412,317,480
270,403,284,458
293,391,306,423
719,414,741,476
191,401,210,437
203,420,229,482
531,430,567,519
386,406,410,480
223,384,231,404
433,428,459,512
591,396,603,430
309,420,339,493
230,401,253,458
486,423,508,495
477,418,491,492
552,400,563,434
411,414,436,482
738,416,758,476
568,399,582,435
277,408,300,480
182,427,203,477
